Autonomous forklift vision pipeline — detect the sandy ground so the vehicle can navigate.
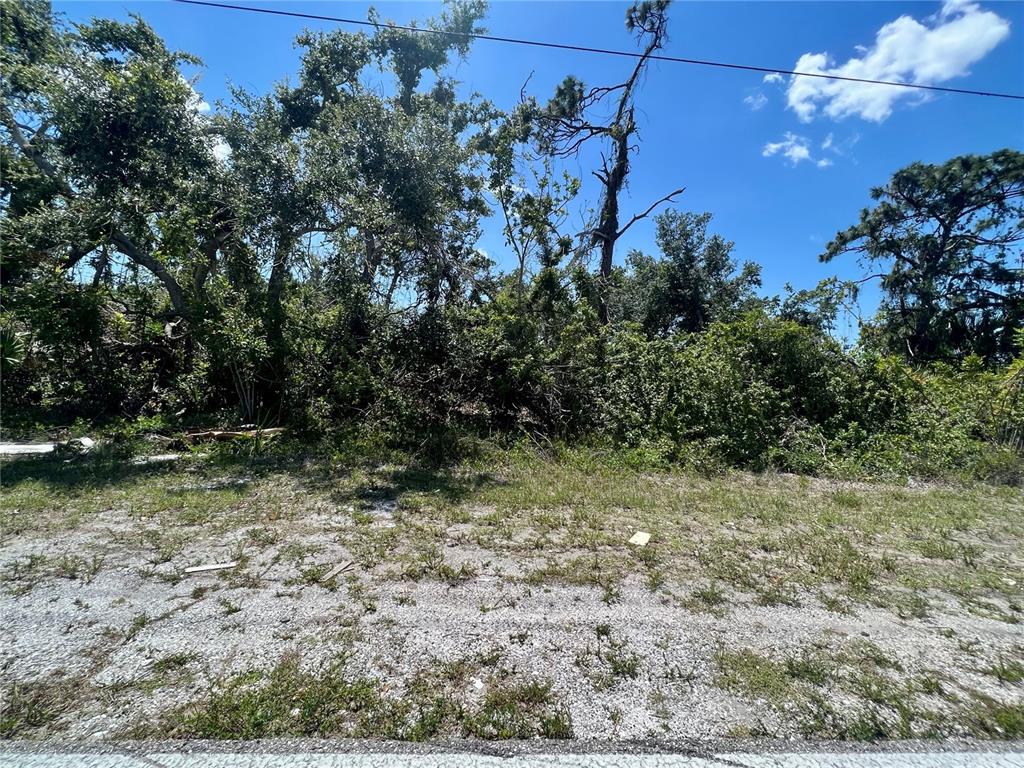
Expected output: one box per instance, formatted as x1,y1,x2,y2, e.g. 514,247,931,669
2,464,1022,744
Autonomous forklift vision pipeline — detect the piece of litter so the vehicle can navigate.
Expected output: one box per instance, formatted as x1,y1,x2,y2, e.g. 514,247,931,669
472,678,485,691
183,561,238,575
628,531,651,546
0,442,55,455
132,453,181,465
322,561,356,581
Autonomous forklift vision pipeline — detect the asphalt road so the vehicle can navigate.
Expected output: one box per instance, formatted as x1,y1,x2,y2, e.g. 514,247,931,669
2,748,1023,768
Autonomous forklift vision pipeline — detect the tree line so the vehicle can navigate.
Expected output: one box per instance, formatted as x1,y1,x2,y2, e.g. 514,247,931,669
1,0,1022,478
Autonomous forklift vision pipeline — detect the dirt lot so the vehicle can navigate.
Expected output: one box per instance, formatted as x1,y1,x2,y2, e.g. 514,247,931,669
2,447,1022,742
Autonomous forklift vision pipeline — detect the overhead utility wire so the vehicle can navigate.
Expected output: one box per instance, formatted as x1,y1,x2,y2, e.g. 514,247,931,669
171,0,1024,102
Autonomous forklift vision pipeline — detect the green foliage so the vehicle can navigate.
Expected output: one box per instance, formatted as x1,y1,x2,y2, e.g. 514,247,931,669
617,210,762,335
824,149,1024,364
1,1,1020,485
599,312,853,470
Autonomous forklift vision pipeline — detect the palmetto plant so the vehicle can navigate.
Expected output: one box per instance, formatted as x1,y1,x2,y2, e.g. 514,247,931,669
0,325,27,371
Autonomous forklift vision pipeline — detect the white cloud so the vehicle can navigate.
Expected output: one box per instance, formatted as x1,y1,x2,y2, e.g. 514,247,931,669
762,132,833,169
821,133,834,151
763,72,784,84
783,0,1010,122
744,92,768,111
762,132,812,164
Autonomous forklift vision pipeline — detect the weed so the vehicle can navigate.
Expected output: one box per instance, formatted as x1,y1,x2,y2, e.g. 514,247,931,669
52,552,104,583
163,655,571,741
1,553,47,596
0,676,78,737
219,598,241,616
756,583,801,608
578,625,641,689
125,613,149,640
463,680,572,739
984,654,1024,685
153,653,198,674
600,581,621,606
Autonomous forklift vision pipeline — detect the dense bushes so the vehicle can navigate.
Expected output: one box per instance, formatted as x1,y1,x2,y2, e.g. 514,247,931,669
3,271,1022,483
594,314,1023,480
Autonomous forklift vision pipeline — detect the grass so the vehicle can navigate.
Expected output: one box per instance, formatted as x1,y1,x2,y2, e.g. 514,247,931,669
3,445,1021,608
0,679,69,738
160,653,571,741
984,654,1024,685
715,642,1024,740
576,624,643,690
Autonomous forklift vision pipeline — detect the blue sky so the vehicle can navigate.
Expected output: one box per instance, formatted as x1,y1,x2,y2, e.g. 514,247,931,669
59,0,1024,329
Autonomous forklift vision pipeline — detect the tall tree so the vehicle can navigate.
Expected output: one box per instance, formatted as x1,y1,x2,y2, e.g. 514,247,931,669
266,3,491,315
823,150,1024,364
532,0,683,324
618,210,761,335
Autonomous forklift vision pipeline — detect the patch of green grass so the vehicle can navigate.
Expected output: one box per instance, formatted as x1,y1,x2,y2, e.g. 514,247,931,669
161,654,570,741
287,562,340,591
1,553,48,596
0,677,78,738
397,544,478,585
8,448,1023,623
918,537,983,567
756,582,802,608
52,552,104,583
716,648,810,702
685,581,728,615
152,652,198,674
716,640,1022,740
984,654,1024,685
831,490,864,509
962,695,1024,738
218,598,241,616
462,680,572,739
125,612,150,640
576,625,641,690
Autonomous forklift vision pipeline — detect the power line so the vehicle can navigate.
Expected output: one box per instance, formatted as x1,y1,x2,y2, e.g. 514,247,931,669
171,0,1024,102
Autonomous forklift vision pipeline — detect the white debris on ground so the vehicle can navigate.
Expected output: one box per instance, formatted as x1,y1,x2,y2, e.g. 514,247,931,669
0,443,56,455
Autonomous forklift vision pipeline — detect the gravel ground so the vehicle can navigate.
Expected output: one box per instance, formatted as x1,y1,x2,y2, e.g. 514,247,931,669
1,458,1022,743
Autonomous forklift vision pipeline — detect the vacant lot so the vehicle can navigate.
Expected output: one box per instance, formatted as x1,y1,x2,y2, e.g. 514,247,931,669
2,447,1022,742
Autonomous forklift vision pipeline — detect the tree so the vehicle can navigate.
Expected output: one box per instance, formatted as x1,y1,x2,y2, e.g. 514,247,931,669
476,102,580,303
823,150,1024,364
1,1,225,320
531,0,683,324
268,5,491,316
1,0,494,419
777,278,857,336
618,210,761,336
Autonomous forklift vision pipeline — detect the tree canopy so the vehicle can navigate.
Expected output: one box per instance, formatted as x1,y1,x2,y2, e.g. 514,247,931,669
823,149,1024,364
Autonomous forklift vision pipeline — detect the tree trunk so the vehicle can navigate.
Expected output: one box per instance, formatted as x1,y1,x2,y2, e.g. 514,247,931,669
594,129,630,324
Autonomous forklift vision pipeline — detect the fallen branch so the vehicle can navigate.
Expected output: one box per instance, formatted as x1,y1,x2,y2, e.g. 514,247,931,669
183,427,286,444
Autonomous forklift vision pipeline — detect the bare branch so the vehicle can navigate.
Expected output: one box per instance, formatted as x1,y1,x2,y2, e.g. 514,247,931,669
616,187,684,238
